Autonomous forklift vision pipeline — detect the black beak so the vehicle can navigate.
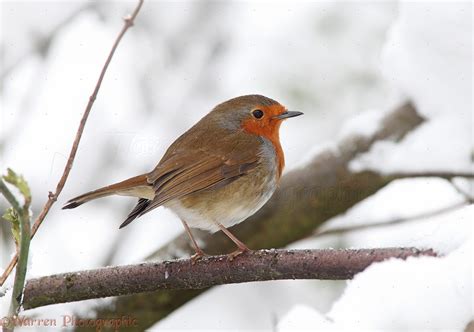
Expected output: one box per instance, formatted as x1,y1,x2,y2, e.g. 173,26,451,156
274,111,304,120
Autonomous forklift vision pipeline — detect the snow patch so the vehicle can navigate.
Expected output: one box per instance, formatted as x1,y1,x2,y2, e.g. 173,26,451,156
338,109,386,140
278,305,334,331
328,238,473,330
351,1,472,174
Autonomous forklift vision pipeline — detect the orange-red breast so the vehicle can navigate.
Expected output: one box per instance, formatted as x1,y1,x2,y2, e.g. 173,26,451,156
64,95,303,258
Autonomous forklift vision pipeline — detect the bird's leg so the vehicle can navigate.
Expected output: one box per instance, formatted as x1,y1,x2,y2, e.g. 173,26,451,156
180,219,207,263
216,222,250,260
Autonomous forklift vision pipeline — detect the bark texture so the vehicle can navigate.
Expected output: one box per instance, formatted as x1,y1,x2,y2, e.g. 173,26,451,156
23,248,436,309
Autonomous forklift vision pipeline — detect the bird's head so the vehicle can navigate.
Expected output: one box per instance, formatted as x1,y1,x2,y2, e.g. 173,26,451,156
212,94,303,141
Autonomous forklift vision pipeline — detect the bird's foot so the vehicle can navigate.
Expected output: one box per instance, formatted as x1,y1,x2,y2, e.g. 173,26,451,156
227,246,250,261
191,250,207,264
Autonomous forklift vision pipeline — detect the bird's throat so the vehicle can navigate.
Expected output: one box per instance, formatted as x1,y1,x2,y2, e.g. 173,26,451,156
242,120,285,178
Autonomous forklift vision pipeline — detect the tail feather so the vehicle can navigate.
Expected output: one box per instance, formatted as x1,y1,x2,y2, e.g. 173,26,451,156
62,174,151,210
119,198,151,228
62,200,85,209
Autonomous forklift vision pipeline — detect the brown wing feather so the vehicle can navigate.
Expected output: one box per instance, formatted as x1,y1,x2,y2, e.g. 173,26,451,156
155,160,259,203
133,129,263,219
138,153,258,217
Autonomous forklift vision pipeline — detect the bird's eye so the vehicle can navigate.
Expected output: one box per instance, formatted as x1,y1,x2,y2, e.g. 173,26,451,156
252,109,264,119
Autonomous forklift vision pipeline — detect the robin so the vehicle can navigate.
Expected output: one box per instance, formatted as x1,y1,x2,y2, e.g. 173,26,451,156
63,95,303,259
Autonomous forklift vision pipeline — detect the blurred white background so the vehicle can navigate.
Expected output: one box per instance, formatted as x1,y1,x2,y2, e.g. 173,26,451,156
0,1,472,331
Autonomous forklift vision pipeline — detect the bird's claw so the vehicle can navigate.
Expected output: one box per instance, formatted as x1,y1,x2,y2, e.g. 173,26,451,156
227,247,250,261
191,251,207,264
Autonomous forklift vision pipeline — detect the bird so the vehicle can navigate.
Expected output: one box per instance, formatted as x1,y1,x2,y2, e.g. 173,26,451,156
63,95,303,259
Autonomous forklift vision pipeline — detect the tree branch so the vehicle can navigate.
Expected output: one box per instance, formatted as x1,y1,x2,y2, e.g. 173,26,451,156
23,248,436,310
0,0,145,288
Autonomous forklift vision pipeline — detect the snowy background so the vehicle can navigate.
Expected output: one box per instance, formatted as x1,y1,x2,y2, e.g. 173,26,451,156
0,1,472,331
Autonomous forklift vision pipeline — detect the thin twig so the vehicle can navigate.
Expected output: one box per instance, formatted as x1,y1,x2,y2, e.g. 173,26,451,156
0,0,145,288
314,201,467,238
310,172,474,238
22,247,436,309
388,171,474,180
449,180,474,203
0,179,31,331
